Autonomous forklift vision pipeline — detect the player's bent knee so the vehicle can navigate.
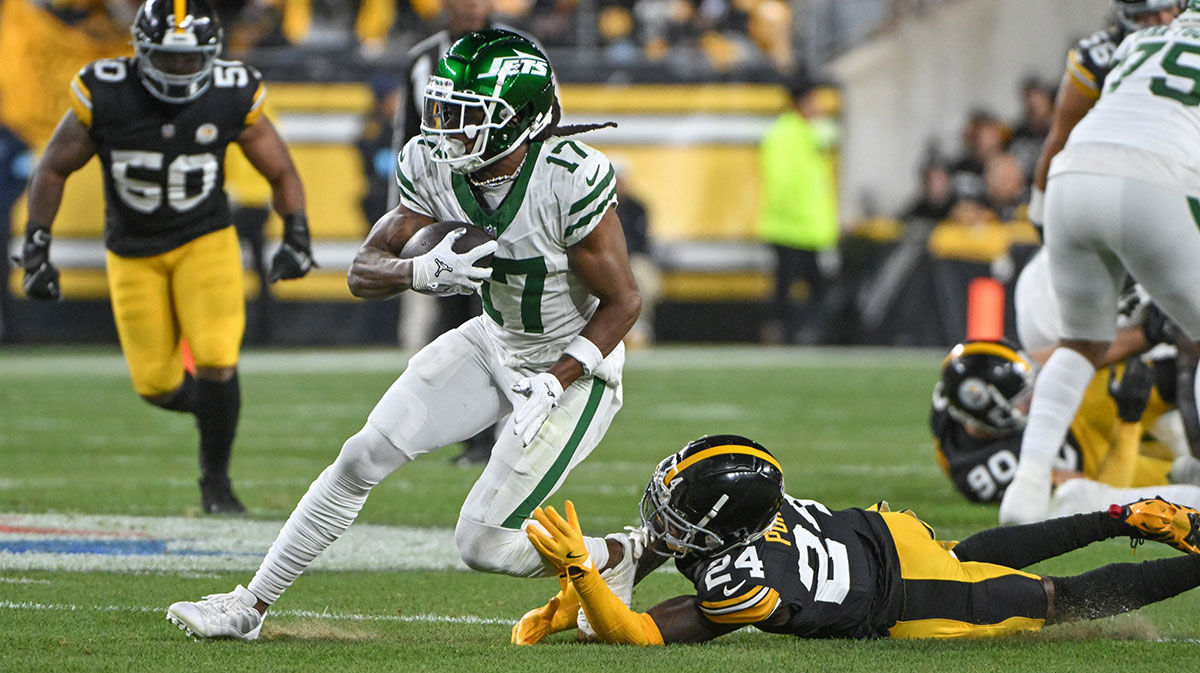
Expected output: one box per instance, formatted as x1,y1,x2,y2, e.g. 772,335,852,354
455,517,546,577
332,424,412,487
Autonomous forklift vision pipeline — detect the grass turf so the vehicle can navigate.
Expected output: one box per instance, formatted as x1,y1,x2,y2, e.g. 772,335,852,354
1,345,1197,672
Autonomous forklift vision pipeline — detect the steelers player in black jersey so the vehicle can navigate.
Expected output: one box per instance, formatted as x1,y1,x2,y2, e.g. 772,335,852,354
1029,0,1182,230
513,435,1200,645
16,0,314,514
931,340,1187,504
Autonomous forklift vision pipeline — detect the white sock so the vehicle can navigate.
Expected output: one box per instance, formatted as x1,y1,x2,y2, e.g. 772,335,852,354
247,463,376,604
1017,347,1096,479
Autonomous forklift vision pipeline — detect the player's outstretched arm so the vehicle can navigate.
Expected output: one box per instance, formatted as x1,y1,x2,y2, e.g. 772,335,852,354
1031,68,1096,211
347,204,436,298
19,110,97,300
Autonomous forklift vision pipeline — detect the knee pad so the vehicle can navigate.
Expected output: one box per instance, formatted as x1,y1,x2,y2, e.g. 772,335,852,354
332,424,413,488
454,517,548,578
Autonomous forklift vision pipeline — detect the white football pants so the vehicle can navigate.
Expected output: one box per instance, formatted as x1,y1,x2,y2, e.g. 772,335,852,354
247,316,623,604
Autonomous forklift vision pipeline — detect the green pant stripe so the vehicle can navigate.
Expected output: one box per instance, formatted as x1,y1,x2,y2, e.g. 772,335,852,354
500,377,607,529
1188,196,1200,228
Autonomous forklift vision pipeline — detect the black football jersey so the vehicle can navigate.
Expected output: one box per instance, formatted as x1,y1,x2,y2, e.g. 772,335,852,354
676,496,901,640
1066,24,1129,99
69,57,266,256
930,406,1081,503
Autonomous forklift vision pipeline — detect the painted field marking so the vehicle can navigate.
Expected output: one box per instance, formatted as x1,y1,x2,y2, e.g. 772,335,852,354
0,513,465,573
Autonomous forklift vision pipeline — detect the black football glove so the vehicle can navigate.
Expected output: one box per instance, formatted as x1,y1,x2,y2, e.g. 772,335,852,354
12,222,61,300
1141,302,1176,346
1108,356,1155,423
268,212,317,283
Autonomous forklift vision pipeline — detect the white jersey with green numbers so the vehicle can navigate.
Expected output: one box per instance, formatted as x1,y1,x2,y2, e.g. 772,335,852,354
1065,12,1200,177
395,135,618,364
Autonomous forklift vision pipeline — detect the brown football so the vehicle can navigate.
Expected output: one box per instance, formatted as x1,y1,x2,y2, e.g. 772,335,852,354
399,220,495,268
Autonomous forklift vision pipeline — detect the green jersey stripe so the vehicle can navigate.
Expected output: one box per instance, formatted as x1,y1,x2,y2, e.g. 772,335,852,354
564,187,616,239
500,378,607,529
568,165,615,215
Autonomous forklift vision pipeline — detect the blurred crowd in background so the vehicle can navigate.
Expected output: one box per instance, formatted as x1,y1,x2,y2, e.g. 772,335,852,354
0,0,1086,349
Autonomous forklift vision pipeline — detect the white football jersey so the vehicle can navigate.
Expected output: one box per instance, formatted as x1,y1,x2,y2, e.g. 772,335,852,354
396,135,618,362
1064,13,1200,175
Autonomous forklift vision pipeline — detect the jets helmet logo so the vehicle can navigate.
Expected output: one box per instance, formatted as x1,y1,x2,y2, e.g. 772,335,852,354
478,53,549,81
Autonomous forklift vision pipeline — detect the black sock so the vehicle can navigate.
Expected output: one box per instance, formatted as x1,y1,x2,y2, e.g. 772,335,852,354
151,374,198,413
195,374,240,479
1048,554,1200,624
954,512,1129,568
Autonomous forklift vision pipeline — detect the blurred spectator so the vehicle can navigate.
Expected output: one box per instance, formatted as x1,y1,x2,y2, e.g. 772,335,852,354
949,111,1009,204
982,152,1028,222
0,116,32,343
758,76,841,345
358,75,403,224
245,0,399,52
902,160,956,223
613,161,661,348
1008,78,1055,179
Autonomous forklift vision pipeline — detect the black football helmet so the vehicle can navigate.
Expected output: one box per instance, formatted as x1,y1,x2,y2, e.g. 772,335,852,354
1114,0,1183,30
132,0,223,104
640,435,785,559
934,339,1035,436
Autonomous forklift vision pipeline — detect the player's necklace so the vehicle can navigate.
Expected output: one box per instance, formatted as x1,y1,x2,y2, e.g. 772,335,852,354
468,152,526,187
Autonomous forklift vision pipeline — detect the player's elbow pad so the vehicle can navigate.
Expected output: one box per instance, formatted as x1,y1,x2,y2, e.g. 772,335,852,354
570,566,665,646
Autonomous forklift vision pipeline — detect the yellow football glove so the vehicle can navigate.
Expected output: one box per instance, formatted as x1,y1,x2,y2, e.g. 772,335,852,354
510,576,581,645
527,501,591,573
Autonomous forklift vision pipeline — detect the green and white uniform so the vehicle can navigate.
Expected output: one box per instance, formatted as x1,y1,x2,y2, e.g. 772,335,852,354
1046,11,1200,341
369,133,623,538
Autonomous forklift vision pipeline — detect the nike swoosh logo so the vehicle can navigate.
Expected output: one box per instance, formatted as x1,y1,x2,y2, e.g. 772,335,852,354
722,580,747,597
585,166,601,186
565,551,585,559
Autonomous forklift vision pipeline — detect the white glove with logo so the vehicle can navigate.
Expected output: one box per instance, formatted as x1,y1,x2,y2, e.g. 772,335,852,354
512,372,563,446
411,228,497,296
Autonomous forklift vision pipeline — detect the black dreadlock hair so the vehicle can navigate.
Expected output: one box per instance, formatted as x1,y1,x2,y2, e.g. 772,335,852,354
531,97,617,142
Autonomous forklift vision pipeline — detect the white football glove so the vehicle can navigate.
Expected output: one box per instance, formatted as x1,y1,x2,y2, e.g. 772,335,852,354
411,228,497,296
512,372,563,447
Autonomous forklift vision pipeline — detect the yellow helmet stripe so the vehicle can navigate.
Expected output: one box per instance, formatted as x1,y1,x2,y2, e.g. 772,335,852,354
942,342,1031,371
662,445,781,488
174,0,188,33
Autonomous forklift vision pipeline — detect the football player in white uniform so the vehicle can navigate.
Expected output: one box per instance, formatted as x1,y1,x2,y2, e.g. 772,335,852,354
164,29,643,640
1001,3,1200,524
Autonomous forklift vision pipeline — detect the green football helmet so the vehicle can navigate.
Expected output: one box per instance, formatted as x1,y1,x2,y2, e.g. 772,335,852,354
421,29,555,174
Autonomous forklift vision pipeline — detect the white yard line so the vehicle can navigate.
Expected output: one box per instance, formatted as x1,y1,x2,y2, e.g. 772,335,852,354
0,600,513,626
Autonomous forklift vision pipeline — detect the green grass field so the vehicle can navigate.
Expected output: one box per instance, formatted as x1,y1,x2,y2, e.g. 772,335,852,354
2,345,1197,672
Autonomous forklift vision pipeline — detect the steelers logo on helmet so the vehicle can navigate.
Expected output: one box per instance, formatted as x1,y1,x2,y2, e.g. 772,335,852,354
132,0,223,104
640,435,785,559
956,377,991,411
939,339,1035,436
421,29,556,175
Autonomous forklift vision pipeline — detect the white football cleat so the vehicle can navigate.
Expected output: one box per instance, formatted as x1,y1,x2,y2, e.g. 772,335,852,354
578,526,648,639
167,585,264,641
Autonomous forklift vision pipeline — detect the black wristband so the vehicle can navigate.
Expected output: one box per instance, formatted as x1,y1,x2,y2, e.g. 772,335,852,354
282,212,308,233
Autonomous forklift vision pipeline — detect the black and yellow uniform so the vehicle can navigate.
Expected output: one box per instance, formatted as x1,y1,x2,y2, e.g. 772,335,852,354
67,55,265,395
1065,24,1128,101
933,363,1176,503
677,495,1046,639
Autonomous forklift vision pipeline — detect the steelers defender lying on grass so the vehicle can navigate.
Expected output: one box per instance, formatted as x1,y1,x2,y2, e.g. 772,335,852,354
512,435,1200,644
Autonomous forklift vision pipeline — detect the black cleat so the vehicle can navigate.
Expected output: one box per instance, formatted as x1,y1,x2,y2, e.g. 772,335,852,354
200,475,246,514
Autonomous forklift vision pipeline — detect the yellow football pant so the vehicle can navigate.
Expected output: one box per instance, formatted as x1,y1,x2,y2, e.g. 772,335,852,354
881,512,1047,639
106,226,245,396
